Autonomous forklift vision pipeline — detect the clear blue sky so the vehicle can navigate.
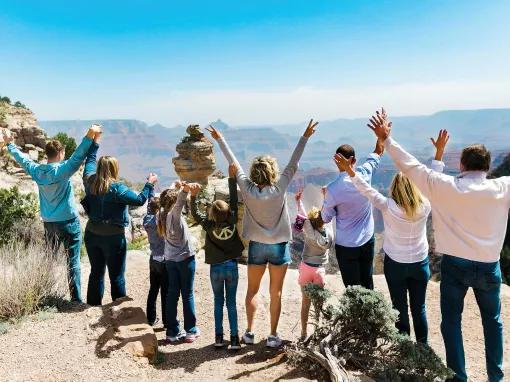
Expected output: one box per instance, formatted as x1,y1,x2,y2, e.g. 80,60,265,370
1,0,509,126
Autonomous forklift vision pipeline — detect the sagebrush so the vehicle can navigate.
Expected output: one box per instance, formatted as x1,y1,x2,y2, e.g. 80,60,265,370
0,187,39,245
0,238,68,321
288,286,454,382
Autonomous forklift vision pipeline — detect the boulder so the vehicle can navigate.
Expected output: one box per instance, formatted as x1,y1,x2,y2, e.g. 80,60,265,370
172,125,216,185
87,297,158,361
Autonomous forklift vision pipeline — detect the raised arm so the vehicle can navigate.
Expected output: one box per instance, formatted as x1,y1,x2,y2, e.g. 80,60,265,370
206,125,252,194
83,141,99,183
368,108,451,199
278,119,318,190
6,143,38,179
228,165,239,220
54,125,101,180
116,173,157,206
430,129,449,173
146,186,155,215
295,189,307,216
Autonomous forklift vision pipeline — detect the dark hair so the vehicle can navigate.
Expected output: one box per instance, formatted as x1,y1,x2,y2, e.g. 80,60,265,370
45,140,64,159
461,144,491,172
148,197,160,215
336,144,355,160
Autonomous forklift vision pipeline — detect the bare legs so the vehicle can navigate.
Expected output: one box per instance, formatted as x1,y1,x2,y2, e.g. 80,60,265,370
245,263,288,337
245,265,266,332
300,287,311,338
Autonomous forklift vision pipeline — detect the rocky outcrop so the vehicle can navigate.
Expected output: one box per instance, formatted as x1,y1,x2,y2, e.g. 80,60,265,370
172,125,216,185
0,102,47,151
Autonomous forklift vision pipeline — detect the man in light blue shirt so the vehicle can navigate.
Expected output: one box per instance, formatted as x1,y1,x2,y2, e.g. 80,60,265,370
321,139,384,289
1,125,101,302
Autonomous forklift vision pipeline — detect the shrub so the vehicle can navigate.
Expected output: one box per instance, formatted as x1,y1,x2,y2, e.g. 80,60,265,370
289,286,454,382
0,96,11,104
0,239,68,321
0,187,39,246
13,101,27,109
127,236,148,251
52,132,77,160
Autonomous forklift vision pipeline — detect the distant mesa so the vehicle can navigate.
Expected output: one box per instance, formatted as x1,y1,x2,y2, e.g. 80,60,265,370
172,124,216,185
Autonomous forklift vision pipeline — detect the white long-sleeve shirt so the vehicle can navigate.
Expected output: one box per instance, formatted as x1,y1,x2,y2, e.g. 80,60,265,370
385,137,510,263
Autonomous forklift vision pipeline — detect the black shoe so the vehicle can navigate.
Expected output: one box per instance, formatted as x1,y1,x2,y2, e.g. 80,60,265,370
215,334,225,348
229,335,241,350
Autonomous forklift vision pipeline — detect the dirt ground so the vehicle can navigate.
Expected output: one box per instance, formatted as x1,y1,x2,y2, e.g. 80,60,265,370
0,249,509,382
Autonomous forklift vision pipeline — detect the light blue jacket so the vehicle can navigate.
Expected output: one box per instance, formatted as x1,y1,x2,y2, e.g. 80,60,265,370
321,153,381,247
7,137,93,222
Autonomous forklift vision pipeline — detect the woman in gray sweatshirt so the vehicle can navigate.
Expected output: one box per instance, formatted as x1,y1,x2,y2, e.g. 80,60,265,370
206,120,319,348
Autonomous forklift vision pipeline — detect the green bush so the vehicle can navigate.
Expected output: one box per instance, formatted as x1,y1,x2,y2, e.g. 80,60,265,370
0,187,39,246
13,101,27,109
52,132,77,160
290,286,454,382
127,236,149,251
0,96,11,104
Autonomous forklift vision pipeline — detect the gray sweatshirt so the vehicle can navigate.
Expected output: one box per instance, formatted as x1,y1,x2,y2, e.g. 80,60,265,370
217,135,309,244
302,220,333,265
163,190,195,262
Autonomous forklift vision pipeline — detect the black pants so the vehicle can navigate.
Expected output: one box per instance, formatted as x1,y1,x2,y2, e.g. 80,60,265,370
335,236,375,289
146,258,168,326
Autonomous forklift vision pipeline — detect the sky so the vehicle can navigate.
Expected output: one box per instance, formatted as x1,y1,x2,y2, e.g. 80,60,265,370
1,0,509,126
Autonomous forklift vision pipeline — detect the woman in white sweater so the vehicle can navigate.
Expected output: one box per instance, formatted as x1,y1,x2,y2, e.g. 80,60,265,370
206,120,318,348
333,129,449,344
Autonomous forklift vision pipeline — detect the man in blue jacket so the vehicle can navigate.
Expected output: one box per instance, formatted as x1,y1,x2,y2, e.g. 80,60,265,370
1,124,102,302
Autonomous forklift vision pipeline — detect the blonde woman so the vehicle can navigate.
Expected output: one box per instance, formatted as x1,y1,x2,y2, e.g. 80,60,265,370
82,134,157,306
333,129,449,344
206,120,318,348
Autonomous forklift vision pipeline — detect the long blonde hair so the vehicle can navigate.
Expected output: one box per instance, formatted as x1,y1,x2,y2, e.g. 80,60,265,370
91,156,119,195
307,206,325,231
390,172,424,219
249,155,279,187
156,188,179,237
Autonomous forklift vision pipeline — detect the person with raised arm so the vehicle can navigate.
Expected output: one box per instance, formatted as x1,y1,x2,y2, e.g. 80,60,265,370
206,119,318,348
321,130,384,290
333,129,449,344
368,108,508,382
82,131,157,306
294,188,333,340
189,164,245,350
1,124,101,303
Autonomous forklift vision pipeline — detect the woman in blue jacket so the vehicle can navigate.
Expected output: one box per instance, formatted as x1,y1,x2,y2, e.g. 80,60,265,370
83,138,157,306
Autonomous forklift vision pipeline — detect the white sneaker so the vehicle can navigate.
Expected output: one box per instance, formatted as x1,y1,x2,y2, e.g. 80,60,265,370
242,331,255,345
266,334,283,348
166,329,186,343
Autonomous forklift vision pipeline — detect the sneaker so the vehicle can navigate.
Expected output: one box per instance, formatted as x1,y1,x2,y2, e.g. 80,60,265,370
266,334,283,348
184,328,201,343
214,334,225,348
229,335,241,350
166,329,186,343
242,331,255,345
148,317,160,327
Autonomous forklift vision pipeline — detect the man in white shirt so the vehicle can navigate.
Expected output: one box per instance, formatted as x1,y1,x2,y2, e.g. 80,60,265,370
367,109,508,382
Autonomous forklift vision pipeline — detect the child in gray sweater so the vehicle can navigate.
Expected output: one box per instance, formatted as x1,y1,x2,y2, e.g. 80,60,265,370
294,189,333,340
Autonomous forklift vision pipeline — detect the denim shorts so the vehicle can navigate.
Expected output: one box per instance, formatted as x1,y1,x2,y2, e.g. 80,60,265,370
248,241,291,266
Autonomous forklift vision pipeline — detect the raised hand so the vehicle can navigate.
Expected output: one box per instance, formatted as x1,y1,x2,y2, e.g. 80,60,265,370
147,172,158,184
86,123,102,140
189,183,202,196
205,125,222,140
174,180,184,189
303,119,319,138
0,128,13,147
367,108,392,141
295,189,303,202
334,153,356,177
430,129,450,161
182,182,191,193
228,163,238,178
321,186,327,199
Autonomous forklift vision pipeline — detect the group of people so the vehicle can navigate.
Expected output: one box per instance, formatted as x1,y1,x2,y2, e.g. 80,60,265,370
0,108,508,382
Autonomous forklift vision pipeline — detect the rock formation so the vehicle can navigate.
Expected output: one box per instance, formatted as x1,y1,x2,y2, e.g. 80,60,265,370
0,102,47,151
172,125,216,185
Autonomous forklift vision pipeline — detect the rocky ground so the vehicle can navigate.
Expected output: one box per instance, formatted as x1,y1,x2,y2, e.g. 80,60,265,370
0,243,509,382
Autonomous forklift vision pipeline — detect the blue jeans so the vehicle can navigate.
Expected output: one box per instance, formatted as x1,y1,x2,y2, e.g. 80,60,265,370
165,256,198,337
384,255,430,344
84,231,127,306
248,241,291,266
336,236,375,289
44,217,82,302
440,255,504,382
210,260,239,336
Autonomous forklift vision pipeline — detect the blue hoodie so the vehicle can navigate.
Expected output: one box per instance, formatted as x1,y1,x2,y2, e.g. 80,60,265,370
7,137,93,222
